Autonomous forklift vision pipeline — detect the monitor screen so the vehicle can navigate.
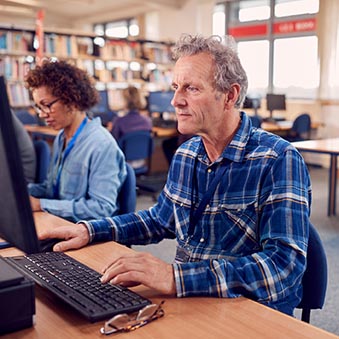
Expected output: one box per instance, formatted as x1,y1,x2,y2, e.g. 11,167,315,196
147,91,175,114
0,75,40,254
243,95,261,110
266,93,286,112
91,90,109,114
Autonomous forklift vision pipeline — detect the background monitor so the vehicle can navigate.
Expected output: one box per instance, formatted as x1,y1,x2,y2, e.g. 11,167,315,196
147,90,175,114
0,75,40,254
90,89,115,125
91,89,109,114
243,94,261,116
266,93,286,120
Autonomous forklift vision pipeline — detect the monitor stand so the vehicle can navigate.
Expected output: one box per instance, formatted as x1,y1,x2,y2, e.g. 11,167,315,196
264,110,286,123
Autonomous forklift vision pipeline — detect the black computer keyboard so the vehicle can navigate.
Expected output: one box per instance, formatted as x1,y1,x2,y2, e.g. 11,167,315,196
5,252,151,322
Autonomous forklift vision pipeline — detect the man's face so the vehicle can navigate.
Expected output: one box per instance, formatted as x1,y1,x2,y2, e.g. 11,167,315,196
171,52,226,137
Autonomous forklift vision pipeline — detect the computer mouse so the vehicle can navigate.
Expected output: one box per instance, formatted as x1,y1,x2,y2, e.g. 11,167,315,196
39,238,61,252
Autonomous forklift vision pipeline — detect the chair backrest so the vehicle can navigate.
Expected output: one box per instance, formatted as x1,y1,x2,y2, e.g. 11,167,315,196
33,140,51,183
15,110,39,125
117,130,154,176
291,113,311,137
117,163,136,214
250,115,262,128
297,223,328,323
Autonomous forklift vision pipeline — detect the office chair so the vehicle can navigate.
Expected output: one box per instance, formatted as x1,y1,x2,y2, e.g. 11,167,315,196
117,130,164,201
15,110,39,125
296,223,328,323
118,130,154,176
33,139,51,183
285,113,311,142
117,163,137,214
250,115,263,128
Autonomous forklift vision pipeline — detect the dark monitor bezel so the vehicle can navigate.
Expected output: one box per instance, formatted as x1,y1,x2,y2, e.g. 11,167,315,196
266,93,286,112
0,75,40,254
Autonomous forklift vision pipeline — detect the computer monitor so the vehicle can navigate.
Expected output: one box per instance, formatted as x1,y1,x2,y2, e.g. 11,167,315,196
147,90,175,114
243,94,261,116
0,75,41,254
266,93,286,121
91,89,109,114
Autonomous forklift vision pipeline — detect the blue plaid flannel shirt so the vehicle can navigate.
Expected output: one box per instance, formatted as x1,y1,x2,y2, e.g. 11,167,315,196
83,112,311,315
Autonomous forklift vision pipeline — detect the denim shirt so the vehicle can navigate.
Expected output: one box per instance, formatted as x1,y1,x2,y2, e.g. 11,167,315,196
83,112,311,315
28,117,126,222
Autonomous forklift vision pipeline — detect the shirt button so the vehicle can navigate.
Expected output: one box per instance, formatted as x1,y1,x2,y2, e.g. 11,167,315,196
207,168,212,173
180,203,183,207
200,238,205,243
206,204,210,209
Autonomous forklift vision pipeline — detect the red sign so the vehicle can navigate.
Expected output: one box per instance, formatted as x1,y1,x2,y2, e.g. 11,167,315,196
228,24,267,38
274,18,316,34
229,18,316,38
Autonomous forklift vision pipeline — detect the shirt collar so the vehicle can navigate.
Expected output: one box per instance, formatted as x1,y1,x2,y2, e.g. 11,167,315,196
219,111,251,163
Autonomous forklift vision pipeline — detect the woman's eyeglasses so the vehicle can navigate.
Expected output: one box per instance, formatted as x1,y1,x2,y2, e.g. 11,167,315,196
100,300,165,335
34,98,60,116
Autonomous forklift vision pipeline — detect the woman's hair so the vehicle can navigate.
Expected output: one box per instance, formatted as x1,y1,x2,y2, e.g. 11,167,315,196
172,34,248,108
25,59,99,110
122,85,143,110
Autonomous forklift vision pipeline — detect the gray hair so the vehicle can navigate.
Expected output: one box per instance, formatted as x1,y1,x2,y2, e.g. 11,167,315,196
172,34,248,108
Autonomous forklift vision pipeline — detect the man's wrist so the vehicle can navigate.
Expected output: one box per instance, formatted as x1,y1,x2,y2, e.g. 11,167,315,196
77,220,94,243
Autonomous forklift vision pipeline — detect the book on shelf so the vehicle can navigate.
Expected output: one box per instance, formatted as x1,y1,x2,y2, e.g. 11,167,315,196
45,33,79,58
0,30,35,53
0,56,33,80
6,81,31,107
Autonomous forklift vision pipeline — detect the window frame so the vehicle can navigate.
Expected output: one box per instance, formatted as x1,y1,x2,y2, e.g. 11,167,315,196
219,0,319,99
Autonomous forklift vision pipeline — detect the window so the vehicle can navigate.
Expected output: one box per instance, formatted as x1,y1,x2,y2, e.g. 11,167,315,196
222,0,319,99
94,19,139,39
213,4,226,36
273,36,319,98
237,40,269,96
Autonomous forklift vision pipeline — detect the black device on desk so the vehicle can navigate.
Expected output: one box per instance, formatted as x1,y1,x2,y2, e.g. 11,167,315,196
0,75,151,323
266,93,286,122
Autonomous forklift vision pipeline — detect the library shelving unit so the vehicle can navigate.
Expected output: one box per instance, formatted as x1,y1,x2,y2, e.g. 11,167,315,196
0,25,174,112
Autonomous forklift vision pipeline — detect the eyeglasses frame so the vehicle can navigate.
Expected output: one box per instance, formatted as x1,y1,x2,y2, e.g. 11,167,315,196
34,98,60,116
100,300,165,335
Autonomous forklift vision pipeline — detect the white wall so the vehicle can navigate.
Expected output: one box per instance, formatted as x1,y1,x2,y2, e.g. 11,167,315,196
145,0,215,41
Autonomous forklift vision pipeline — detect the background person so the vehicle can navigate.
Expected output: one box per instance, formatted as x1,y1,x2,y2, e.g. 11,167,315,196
40,34,311,317
26,60,126,222
110,85,152,140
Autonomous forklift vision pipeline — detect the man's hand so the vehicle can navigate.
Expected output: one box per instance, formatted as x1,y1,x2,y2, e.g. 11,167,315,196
39,223,90,252
100,252,176,296
30,196,41,211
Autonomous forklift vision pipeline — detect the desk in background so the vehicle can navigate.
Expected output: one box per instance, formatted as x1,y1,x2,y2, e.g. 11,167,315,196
292,138,339,216
1,212,337,339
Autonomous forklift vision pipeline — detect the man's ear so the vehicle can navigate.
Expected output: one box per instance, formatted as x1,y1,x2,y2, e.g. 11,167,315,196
224,83,240,108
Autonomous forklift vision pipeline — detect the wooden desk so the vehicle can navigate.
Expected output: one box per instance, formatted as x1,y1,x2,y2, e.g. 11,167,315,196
1,212,337,339
24,124,59,138
292,138,339,216
25,124,178,139
262,121,322,134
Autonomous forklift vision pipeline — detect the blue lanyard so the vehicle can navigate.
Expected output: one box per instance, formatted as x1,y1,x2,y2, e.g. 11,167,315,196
53,117,88,198
188,158,227,238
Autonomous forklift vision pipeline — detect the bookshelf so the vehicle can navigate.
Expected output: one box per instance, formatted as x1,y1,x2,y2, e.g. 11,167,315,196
0,26,174,110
